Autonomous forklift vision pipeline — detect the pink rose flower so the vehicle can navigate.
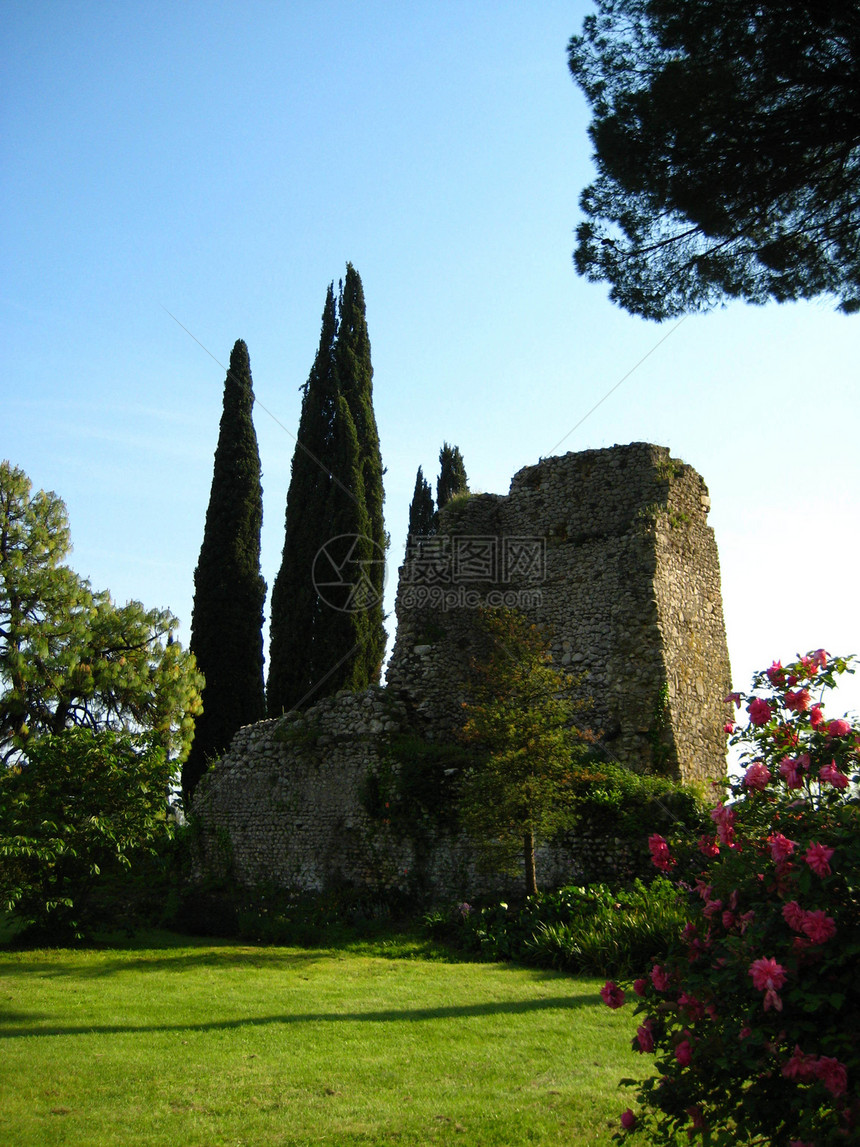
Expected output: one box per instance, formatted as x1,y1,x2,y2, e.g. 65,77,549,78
769,833,798,863
635,1023,654,1052
814,1056,848,1097
650,964,671,992
600,981,625,1009
810,705,825,728
738,1026,752,1041
633,978,648,997
820,761,849,789
800,909,836,945
675,1039,693,1066
828,718,851,736
749,957,787,992
784,689,811,712
763,988,783,1012
813,648,829,667
698,835,720,857
766,660,784,685
648,833,675,871
710,802,736,845
738,910,755,933
723,721,735,734
620,1108,637,1131
782,900,806,932
805,841,834,877
724,691,742,708
749,697,773,726
782,1045,818,1082
778,757,802,788
678,993,705,1022
743,761,770,790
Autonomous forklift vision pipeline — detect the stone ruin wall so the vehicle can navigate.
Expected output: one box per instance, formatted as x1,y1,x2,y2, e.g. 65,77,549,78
192,442,732,902
192,688,641,900
387,442,731,784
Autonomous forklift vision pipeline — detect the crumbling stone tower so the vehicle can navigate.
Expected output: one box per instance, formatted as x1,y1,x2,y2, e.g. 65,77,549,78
190,442,732,901
386,442,731,784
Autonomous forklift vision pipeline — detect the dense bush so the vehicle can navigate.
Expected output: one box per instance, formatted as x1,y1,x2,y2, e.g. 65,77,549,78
0,729,176,940
424,877,684,977
601,651,859,1145
562,757,708,840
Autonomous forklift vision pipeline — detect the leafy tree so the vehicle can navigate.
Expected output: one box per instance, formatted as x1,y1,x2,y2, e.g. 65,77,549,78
0,461,203,766
182,340,266,805
267,268,387,716
568,0,860,318
459,608,592,896
0,728,174,937
408,466,435,539
436,443,469,510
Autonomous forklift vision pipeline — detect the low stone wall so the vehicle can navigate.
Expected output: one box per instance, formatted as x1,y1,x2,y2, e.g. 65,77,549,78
193,687,664,903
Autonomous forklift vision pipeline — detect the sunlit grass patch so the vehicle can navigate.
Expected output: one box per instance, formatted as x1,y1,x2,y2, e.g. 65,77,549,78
0,931,645,1145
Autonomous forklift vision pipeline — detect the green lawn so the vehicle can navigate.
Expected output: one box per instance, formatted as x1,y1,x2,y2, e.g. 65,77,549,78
0,931,645,1145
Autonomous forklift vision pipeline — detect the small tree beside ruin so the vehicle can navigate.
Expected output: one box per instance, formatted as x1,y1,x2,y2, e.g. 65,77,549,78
458,608,592,896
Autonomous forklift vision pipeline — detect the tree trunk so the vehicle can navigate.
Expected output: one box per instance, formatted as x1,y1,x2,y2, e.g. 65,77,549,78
524,831,538,896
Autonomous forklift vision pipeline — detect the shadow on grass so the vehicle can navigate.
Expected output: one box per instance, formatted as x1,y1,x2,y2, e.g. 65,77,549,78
0,946,338,980
0,929,562,978
0,992,599,1040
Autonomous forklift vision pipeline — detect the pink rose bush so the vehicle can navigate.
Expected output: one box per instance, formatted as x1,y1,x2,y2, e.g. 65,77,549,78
602,651,859,1144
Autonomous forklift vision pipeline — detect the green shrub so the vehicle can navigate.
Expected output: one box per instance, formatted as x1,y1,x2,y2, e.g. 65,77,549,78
425,878,684,978
565,757,707,839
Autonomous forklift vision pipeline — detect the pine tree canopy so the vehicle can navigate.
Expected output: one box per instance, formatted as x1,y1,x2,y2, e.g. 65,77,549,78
0,461,202,769
182,339,266,804
436,443,469,510
568,0,860,318
267,266,387,718
408,466,436,539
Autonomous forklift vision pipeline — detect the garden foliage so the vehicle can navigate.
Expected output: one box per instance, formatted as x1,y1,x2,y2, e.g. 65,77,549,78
601,651,859,1145
425,877,684,978
0,728,175,937
0,461,202,766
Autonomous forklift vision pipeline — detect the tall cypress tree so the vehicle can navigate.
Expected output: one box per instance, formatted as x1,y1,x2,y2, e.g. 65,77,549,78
267,267,387,716
182,339,266,804
335,264,387,686
437,442,469,510
408,466,435,538
267,287,339,717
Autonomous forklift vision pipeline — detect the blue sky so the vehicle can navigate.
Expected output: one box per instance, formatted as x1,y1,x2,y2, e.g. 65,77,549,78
2,1,858,724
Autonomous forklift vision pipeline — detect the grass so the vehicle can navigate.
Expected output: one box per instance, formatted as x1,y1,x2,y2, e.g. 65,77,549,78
0,928,646,1146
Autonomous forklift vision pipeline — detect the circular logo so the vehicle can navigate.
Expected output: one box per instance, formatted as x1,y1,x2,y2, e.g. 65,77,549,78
312,534,387,613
